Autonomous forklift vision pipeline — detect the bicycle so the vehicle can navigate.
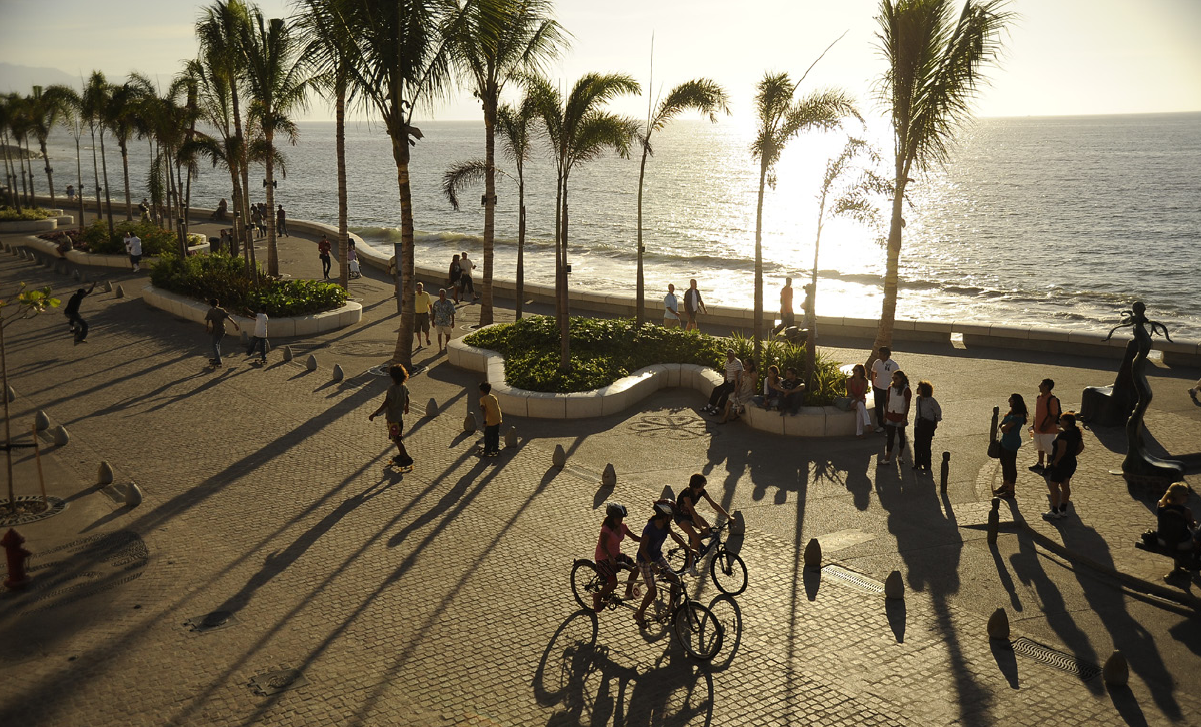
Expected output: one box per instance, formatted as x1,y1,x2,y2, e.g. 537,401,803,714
666,520,747,596
569,558,724,661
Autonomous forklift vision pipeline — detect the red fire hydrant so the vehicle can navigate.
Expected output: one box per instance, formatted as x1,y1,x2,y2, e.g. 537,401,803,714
2,528,31,590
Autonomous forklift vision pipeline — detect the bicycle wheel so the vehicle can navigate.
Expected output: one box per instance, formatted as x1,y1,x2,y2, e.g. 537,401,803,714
672,602,723,661
665,546,689,575
570,560,603,610
710,549,747,595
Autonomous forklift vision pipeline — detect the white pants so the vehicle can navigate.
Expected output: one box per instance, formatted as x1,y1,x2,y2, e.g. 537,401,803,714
853,400,871,435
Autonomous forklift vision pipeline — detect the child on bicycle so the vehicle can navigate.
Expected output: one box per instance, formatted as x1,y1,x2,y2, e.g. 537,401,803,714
633,500,694,630
676,474,731,577
593,502,642,611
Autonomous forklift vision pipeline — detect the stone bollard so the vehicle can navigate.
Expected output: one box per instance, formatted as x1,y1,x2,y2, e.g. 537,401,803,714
987,607,1010,640
114,284,125,299
16,249,25,259
72,268,81,282
305,354,318,371
34,410,51,431
282,345,294,362
504,426,517,449
53,425,70,446
884,570,904,600
552,444,566,467
102,280,112,293
1102,651,1129,687
332,364,344,382
803,538,822,570
987,497,1001,545
463,412,477,433
126,483,144,508
601,463,616,488
940,452,950,493
426,398,437,417
6,385,15,402
98,461,115,485
730,510,746,536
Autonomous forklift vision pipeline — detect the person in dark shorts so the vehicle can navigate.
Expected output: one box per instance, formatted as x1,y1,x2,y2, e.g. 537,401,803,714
1042,412,1084,520
204,298,240,366
674,474,730,576
632,500,692,630
318,235,332,278
369,364,413,470
64,282,96,344
682,279,707,331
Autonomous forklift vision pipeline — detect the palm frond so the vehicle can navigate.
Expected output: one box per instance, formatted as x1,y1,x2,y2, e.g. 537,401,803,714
442,158,488,210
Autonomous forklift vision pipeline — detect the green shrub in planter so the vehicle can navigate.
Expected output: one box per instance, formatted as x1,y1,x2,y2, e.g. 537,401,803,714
149,252,348,317
80,219,180,256
0,207,51,221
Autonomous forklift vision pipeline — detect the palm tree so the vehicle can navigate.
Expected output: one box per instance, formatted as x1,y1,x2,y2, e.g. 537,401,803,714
0,96,18,210
82,71,116,236
447,0,565,326
529,73,641,370
242,9,310,277
45,85,85,229
750,68,856,364
27,85,70,207
635,76,729,326
183,57,247,257
296,0,355,288
197,0,255,268
337,0,468,369
6,95,34,207
108,74,154,220
870,0,1013,362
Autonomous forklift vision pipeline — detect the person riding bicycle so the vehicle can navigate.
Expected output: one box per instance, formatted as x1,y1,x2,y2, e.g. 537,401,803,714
593,502,642,611
633,500,694,630
676,474,731,577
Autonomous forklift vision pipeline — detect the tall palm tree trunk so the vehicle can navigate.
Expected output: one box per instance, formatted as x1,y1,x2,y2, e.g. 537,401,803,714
119,142,133,219
753,161,768,365
16,144,29,208
98,131,114,235
480,102,496,325
22,139,35,206
515,185,525,319
74,136,84,230
335,78,349,288
88,124,100,222
635,147,649,326
559,179,571,370
38,139,55,206
1,136,16,210
389,133,416,369
264,128,278,277
231,90,255,279
227,168,243,257
871,176,907,362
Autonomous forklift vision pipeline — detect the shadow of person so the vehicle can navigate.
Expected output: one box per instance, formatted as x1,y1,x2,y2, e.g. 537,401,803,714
990,641,1020,689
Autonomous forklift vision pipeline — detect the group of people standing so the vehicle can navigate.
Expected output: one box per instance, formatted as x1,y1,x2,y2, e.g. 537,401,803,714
447,252,479,304
663,280,707,331
843,347,943,471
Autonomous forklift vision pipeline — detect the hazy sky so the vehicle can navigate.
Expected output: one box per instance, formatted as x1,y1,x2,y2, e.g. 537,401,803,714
2,0,1199,121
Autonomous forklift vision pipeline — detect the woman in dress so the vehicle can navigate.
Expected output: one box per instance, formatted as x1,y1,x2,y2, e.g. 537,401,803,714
1042,412,1084,520
882,370,911,465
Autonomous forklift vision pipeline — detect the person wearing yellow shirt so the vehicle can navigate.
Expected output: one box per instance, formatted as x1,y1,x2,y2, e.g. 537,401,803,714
479,382,503,457
413,282,434,347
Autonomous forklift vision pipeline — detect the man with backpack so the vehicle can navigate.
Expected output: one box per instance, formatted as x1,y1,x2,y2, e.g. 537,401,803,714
1029,378,1062,473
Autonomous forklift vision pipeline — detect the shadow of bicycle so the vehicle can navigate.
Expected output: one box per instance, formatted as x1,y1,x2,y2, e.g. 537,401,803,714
533,609,716,726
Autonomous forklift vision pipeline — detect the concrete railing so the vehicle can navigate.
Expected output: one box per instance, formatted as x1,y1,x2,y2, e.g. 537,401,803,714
447,327,870,436
142,285,362,337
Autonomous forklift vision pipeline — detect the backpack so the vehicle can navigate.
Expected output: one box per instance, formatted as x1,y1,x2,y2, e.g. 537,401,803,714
1043,395,1061,428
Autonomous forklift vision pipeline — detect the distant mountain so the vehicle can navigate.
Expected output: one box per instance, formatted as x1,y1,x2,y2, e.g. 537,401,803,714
0,63,85,94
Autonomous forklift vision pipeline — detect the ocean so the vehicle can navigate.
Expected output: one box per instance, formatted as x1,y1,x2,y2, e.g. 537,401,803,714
41,111,1201,339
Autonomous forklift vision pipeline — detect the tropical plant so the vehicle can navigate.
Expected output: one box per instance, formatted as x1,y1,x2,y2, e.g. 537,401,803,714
334,0,468,369
0,284,60,513
242,8,311,277
0,95,22,211
447,0,565,326
870,0,1013,364
804,137,889,388
634,75,729,325
149,252,348,317
45,84,86,229
81,71,116,236
107,75,154,220
528,72,641,371
26,85,70,206
750,61,857,366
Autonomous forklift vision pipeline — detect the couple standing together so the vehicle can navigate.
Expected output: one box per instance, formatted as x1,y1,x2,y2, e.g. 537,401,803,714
664,280,706,331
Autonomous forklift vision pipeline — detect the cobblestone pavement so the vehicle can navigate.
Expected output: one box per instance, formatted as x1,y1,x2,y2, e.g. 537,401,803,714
1,219,1199,726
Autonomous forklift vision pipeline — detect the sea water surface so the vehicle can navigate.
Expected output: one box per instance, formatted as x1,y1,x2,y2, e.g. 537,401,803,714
44,112,1201,339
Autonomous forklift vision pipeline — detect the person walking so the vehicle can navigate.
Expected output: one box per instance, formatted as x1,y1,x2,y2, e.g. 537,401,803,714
459,251,478,301
432,288,456,352
846,364,872,438
256,203,267,237
276,205,289,236
774,277,795,335
1029,378,1061,472
245,307,269,364
683,279,707,332
448,254,462,303
66,184,75,202
912,380,942,472
1042,412,1084,520
124,231,143,272
204,298,240,367
882,369,911,464
479,382,503,457
702,350,742,415
250,205,262,239
870,347,898,433
369,364,414,471
64,282,96,344
413,282,433,347
663,283,681,328
317,235,332,279
993,394,1028,498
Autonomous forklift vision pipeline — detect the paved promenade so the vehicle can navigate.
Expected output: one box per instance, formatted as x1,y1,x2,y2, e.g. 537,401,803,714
0,213,1199,726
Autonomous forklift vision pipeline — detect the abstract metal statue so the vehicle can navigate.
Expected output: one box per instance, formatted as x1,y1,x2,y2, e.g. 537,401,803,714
1104,302,1184,480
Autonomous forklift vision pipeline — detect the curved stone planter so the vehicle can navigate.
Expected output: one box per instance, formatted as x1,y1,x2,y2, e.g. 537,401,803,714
0,218,57,233
142,285,362,337
447,329,870,436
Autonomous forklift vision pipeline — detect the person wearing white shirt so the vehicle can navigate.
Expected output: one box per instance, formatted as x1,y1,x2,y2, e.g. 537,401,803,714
870,347,898,433
663,283,681,328
246,309,269,363
124,232,143,272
